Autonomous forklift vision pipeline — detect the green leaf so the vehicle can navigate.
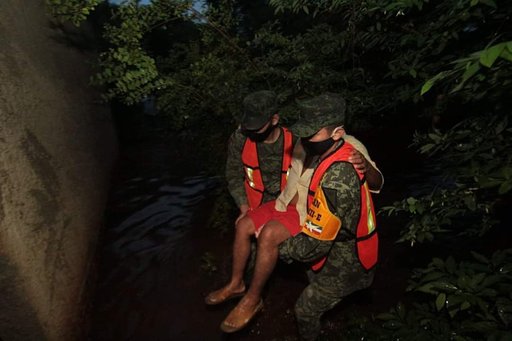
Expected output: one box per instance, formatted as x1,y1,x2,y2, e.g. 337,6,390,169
428,133,442,142
478,0,497,8
480,44,506,68
446,256,457,274
420,143,435,154
432,281,459,291
415,284,438,294
498,181,512,194
436,293,446,311
463,62,481,80
471,251,489,264
420,271,446,283
460,301,471,310
470,273,487,287
421,78,435,95
502,48,512,62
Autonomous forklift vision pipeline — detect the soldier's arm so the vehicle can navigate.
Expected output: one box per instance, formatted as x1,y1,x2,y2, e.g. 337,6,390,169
225,130,248,209
279,162,360,262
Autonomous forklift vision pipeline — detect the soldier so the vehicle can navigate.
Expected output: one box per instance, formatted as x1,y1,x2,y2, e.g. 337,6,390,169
224,90,295,224
209,93,382,337
278,93,379,340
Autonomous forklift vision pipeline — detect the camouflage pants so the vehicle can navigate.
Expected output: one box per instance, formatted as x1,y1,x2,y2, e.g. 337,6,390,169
293,243,375,340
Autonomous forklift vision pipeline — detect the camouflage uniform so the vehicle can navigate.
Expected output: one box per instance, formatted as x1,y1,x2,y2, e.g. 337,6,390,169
225,128,294,207
280,161,375,340
278,93,377,340
226,90,297,279
225,90,297,208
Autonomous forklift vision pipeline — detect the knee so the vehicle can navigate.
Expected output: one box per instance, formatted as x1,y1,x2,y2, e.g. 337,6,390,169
235,216,255,236
258,221,289,246
294,293,311,322
258,224,279,246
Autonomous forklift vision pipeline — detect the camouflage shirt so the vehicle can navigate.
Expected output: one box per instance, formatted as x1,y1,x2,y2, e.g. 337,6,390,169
279,160,375,289
225,127,297,208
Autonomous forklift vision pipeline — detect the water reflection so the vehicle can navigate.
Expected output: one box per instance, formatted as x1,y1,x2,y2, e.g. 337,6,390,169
93,174,220,340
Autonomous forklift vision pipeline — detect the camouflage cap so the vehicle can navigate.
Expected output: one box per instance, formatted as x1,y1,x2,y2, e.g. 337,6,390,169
290,93,346,137
241,90,278,130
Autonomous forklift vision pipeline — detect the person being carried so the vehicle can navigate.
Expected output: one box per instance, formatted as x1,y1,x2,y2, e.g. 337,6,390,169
206,93,382,336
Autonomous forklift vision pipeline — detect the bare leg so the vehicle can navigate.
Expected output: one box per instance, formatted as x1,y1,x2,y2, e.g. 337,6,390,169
205,216,255,304
245,220,291,303
221,220,291,328
228,216,256,289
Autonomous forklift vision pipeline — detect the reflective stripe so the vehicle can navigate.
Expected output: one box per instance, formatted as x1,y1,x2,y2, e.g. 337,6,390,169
365,184,376,234
245,167,255,188
241,127,294,209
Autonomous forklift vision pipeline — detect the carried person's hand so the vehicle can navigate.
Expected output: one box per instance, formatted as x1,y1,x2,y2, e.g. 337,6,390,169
348,149,368,173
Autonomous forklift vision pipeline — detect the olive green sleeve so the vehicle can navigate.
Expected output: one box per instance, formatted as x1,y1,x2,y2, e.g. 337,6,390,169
225,129,247,208
321,162,361,236
279,233,333,263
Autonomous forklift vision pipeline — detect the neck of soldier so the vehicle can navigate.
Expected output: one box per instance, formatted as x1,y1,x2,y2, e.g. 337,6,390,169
262,125,280,144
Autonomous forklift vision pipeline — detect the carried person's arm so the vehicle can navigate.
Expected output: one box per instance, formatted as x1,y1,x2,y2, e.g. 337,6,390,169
348,149,383,192
344,135,384,193
275,139,304,212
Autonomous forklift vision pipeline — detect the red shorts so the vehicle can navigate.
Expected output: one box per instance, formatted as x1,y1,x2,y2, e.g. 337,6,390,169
246,200,301,237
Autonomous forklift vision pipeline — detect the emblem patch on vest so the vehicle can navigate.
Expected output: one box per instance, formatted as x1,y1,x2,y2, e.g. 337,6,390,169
301,187,341,241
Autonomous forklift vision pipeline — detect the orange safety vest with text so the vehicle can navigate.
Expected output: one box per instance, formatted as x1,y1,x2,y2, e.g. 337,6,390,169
241,127,293,209
302,141,378,272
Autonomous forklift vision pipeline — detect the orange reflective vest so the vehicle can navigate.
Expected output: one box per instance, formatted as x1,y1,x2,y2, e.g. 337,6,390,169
303,141,378,272
241,127,293,209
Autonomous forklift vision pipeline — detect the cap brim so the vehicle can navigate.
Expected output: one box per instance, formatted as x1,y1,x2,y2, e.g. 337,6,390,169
289,121,322,137
242,114,270,131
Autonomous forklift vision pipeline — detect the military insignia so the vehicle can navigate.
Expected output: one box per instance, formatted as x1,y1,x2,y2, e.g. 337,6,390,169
301,187,341,241
304,220,323,235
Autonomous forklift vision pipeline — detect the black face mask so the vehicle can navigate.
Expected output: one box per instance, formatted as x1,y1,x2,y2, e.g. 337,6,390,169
301,135,336,156
242,122,276,142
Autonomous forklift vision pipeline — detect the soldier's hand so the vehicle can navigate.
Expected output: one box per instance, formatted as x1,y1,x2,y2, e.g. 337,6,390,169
348,149,368,173
235,204,250,225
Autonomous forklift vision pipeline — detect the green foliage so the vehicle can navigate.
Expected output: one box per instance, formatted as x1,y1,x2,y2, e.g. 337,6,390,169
409,251,512,320
90,0,194,105
359,250,512,340
421,41,512,96
382,114,511,245
46,0,102,26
